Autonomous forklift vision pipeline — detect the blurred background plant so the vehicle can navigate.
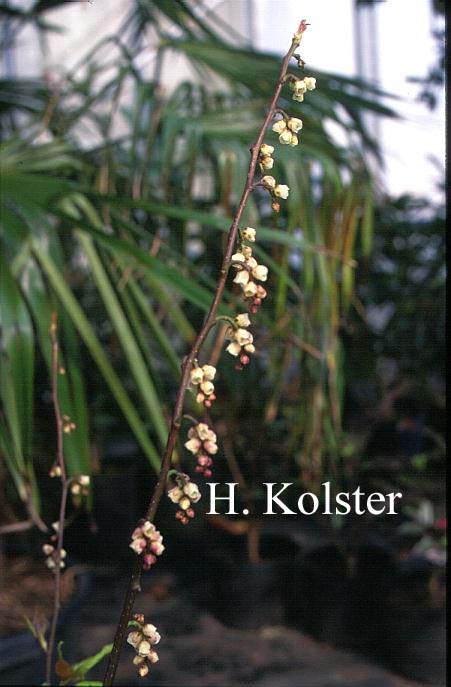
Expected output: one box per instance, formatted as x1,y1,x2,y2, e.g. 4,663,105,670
0,0,445,544
0,3,446,685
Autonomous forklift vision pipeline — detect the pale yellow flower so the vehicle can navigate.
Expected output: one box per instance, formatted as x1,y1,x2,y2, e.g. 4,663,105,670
203,440,218,454
137,640,151,657
196,423,211,440
252,264,268,281
243,281,258,297
142,624,161,644
304,76,316,90
190,367,204,384
233,270,250,286
200,380,214,396
168,486,183,503
185,437,201,453
242,227,256,242
260,144,274,156
201,364,216,380
235,313,251,327
292,79,307,94
226,341,242,357
272,119,287,134
179,496,191,511
261,175,276,189
274,184,289,199
260,156,274,170
288,117,303,132
279,129,293,145
235,328,253,346
183,482,201,502
127,632,142,648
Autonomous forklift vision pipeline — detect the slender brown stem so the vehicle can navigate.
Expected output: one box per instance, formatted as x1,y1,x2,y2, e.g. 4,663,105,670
45,313,69,685
103,22,308,685
0,519,33,535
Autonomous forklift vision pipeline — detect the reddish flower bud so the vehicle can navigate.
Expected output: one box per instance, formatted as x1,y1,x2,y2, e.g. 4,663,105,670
143,553,157,567
240,354,250,366
204,469,212,478
186,508,195,518
271,201,280,213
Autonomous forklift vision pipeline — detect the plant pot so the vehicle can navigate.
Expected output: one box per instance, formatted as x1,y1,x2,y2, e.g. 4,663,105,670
206,556,283,629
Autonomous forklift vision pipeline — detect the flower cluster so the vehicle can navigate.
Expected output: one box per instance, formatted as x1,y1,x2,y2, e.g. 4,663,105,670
49,464,61,478
70,474,90,496
42,543,66,571
127,614,160,678
258,143,274,171
289,76,316,102
184,422,217,478
272,116,303,146
261,175,289,213
225,313,255,367
129,520,165,570
62,414,76,434
168,472,202,525
190,363,217,407
232,246,268,312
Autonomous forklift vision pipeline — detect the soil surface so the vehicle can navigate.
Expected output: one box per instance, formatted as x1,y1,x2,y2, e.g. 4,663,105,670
1,566,443,687
0,557,75,636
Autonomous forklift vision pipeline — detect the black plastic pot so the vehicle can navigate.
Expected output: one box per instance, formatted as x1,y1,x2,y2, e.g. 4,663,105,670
205,556,284,629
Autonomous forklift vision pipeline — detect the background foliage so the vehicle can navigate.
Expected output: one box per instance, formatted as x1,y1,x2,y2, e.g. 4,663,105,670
0,0,445,527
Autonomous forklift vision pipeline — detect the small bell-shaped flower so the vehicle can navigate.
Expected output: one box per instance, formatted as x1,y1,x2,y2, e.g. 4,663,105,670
241,227,256,242
274,184,290,199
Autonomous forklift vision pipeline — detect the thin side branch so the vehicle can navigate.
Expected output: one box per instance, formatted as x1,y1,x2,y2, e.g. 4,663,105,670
45,313,69,685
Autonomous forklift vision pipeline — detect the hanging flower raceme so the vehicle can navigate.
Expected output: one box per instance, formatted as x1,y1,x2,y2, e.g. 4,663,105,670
70,474,90,496
189,363,217,407
289,76,316,102
225,313,256,368
49,465,62,478
62,414,76,434
167,471,203,525
129,520,165,570
232,246,268,313
183,422,217,478
42,543,66,571
261,175,289,212
127,614,161,678
272,116,302,146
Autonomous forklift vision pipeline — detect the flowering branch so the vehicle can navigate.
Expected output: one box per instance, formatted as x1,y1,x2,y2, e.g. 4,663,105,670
45,312,69,684
103,19,313,684
44,313,91,685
